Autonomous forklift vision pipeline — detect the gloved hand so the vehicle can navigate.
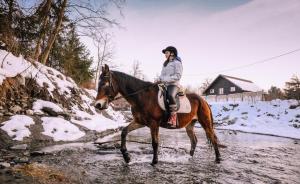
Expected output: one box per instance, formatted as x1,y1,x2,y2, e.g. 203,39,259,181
154,78,162,85
154,80,162,85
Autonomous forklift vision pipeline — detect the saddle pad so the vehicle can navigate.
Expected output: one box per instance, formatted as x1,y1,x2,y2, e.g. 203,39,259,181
158,86,191,113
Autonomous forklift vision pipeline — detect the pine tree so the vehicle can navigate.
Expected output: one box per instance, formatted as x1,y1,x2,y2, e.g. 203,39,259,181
48,23,94,85
284,75,300,101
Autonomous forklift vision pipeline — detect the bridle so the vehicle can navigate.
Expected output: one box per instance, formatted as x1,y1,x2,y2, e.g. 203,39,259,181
102,72,116,102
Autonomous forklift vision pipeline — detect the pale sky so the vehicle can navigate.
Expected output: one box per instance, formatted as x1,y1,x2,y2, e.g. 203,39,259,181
84,0,300,91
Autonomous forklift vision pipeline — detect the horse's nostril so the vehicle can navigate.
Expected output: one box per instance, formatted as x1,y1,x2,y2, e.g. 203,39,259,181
95,103,101,109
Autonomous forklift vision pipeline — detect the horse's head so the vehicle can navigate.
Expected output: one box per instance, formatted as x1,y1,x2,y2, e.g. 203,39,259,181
94,64,118,110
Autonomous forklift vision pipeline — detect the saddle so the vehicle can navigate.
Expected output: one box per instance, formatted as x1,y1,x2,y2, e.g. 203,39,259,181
157,84,191,128
157,84,191,113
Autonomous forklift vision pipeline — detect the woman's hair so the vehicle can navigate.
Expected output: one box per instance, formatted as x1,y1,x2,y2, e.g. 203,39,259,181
163,52,174,67
163,60,169,67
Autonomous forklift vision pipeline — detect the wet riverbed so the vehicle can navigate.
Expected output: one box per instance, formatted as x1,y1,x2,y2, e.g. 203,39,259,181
31,128,300,184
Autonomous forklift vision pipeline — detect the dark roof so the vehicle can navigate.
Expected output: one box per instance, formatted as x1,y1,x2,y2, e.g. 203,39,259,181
203,74,262,94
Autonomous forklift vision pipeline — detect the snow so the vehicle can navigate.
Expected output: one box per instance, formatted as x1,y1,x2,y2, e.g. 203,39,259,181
72,113,127,132
209,99,300,139
0,50,129,142
0,50,77,97
33,99,64,114
105,106,127,122
41,117,85,141
223,76,262,92
0,115,35,141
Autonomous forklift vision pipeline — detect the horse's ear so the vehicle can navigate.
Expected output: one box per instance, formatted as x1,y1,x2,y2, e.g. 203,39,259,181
104,64,110,73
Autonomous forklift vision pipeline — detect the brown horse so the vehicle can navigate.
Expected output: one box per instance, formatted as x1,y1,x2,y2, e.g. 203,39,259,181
95,64,221,165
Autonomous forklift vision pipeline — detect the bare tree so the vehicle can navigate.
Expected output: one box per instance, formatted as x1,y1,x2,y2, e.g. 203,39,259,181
69,0,124,37
33,0,52,60
131,60,144,80
94,33,116,84
198,78,213,94
40,0,67,64
38,0,124,64
266,86,284,100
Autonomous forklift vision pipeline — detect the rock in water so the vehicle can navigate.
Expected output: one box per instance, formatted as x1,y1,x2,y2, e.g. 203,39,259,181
0,162,11,169
26,109,34,115
10,105,22,113
10,144,28,150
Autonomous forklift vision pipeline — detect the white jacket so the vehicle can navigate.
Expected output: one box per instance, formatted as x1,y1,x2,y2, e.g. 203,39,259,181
159,57,183,85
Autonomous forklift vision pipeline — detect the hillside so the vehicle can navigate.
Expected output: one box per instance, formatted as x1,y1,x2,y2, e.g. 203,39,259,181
0,50,127,148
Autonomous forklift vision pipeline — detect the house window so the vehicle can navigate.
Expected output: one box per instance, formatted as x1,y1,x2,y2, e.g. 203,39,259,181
210,89,214,94
219,88,224,95
230,87,236,92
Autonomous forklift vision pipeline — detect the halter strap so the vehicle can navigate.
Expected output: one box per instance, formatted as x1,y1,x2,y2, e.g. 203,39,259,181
111,83,158,102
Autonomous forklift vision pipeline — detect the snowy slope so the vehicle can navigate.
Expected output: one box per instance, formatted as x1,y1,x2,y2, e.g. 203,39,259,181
0,50,127,142
209,100,300,139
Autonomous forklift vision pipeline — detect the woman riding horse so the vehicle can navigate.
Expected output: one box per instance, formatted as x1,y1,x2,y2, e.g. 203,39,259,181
157,46,183,128
94,63,221,166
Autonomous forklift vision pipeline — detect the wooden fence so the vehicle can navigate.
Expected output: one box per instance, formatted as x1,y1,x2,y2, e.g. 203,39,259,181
201,91,265,103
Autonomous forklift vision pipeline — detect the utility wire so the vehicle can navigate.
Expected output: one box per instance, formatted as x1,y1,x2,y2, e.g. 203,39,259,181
185,48,300,77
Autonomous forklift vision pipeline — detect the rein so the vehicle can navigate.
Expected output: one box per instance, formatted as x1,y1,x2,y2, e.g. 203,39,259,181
103,72,158,102
111,83,158,102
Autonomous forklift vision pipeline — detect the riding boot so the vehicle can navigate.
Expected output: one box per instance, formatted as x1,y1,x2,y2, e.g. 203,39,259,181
168,105,177,127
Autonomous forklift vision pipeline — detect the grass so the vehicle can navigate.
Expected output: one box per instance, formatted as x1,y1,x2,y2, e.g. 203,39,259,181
13,163,71,184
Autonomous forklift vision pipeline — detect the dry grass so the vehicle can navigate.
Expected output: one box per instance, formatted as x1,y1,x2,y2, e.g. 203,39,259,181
13,163,71,184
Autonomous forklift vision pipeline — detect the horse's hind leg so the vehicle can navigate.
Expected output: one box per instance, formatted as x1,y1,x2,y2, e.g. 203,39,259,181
198,119,221,163
198,102,221,163
185,120,198,156
121,121,145,163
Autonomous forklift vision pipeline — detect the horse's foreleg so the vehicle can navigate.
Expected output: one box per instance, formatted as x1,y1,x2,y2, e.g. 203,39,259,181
121,121,145,163
185,120,198,156
150,123,159,165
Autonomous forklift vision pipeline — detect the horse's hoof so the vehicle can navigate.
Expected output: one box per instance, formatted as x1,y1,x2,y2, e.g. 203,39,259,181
124,155,131,163
215,158,221,164
190,150,195,156
122,152,131,163
151,159,158,166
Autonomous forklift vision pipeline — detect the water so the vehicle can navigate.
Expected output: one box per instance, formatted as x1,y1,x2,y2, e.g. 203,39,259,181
36,128,300,184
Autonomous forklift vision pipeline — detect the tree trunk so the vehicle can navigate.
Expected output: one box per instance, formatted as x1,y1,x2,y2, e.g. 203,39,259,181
33,0,52,60
40,0,67,65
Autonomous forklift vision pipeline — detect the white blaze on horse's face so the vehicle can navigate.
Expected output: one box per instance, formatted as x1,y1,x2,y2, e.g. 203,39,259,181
95,80,109,110
95,97,108,110
95,64,115,110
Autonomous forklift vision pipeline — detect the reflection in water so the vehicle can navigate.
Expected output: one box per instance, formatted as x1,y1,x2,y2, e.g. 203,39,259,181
37,128,300,184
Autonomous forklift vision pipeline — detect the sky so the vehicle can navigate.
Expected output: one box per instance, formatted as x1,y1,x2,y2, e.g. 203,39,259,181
84,0,300,91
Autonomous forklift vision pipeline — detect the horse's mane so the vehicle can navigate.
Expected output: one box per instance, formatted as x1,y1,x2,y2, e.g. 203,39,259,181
112,71,153,92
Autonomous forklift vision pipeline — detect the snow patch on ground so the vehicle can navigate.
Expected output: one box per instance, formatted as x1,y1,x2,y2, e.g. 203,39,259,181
0,50,77,97
41,117,85,141
0,115,35,141
72,113,127,132
210,99,300,139
33,99,64,114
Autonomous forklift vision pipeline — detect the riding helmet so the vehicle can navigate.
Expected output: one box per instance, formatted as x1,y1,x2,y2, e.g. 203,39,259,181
162,46,178,56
